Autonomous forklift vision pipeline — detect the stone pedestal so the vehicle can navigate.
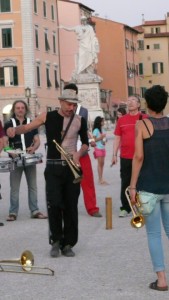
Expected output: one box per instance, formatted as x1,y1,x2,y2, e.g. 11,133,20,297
71,73,104,122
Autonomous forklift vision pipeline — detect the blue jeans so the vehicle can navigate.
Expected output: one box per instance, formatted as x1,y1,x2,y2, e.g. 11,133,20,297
9,165,39,216
144,193,169,272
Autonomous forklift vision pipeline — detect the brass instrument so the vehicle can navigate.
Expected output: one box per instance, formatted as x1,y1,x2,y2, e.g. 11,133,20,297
0,250,54,276
125,187,145,229
53,140,83,184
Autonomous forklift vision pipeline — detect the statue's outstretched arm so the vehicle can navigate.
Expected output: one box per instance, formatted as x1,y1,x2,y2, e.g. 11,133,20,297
58,25,76,32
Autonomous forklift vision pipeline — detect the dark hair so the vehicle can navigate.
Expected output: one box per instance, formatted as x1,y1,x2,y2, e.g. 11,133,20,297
117,107,126,115
10,100,30,118
144,85,168,113
93,116,104,133
64,83,78,94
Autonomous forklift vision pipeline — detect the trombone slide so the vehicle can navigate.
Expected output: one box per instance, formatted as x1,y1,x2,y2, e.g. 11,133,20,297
0,264,54,276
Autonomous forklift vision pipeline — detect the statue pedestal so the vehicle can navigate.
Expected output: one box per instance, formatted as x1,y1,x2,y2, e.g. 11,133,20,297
71,73,104,122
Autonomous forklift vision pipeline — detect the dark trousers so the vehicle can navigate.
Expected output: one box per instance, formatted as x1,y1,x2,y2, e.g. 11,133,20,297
44,164,80,247
120,157,132,213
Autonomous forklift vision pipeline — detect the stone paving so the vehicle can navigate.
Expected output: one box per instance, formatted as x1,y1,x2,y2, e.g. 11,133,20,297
0,131,168,300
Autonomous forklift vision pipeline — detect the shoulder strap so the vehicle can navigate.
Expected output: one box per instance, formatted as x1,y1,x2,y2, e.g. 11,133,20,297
139,113,143,120
61,113,75,144
142,119,151,137
11,118,17,127
10,117,31,151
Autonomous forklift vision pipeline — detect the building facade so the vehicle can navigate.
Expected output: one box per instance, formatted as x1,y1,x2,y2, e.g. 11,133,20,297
0,0,60,122
135,13,169,113
93,17,140,118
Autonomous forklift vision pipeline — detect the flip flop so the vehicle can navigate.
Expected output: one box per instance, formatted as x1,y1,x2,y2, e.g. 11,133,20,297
31,212,47,219
6,214,17,221
149,280,168,291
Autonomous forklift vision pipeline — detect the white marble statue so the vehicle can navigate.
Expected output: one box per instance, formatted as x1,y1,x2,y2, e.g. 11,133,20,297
59,16,99,75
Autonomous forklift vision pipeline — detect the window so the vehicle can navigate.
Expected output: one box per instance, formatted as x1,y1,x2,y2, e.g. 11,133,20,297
43,1,46,18
140,87,147,98
128,86,135,96
34,0,37,14
155,27,160,33
46,68,51,87
151,27,161,34
54,69,59,88
152,62,164,74
36,65,40,87
125,39,129,49
35,26,39,49
44,31,50,51
0,0,11,12
51,5,55,20
138,40,144,50
154,44,160,50
2,28,12,48
0,66,18,86
146,45,150,49
139,63,144,75
53,33,56,53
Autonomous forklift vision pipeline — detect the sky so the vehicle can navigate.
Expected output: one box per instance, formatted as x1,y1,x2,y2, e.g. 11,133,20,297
75,0,169,27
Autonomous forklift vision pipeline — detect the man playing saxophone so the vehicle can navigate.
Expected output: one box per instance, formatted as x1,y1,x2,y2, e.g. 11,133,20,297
6,86,89,258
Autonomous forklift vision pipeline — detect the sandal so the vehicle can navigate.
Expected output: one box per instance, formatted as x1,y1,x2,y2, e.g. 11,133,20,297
99,180,109,185
149,280,168,291
6,214,17,221
31,212,47,219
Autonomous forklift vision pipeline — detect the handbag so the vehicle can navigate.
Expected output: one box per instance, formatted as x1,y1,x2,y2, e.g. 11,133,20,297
137,191,158,216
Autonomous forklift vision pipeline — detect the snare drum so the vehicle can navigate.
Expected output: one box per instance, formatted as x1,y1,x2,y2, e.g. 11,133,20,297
0,157,15,172
16,153,43,167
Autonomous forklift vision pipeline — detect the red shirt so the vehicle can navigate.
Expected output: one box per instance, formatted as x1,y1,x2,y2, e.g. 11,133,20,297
0,121,4,138
114,113,148,159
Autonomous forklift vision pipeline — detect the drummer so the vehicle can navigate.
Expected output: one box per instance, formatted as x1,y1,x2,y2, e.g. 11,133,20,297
4,100,47,221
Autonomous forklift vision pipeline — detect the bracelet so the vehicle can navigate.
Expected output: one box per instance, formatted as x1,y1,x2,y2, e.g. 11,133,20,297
89,139,95,143
128,187,136,190
113,154,117,157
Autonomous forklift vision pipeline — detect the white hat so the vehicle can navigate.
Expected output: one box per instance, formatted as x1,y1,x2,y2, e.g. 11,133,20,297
58,89,80,103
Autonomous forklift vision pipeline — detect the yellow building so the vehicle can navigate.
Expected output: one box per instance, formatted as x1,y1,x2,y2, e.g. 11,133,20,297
135,13,169,113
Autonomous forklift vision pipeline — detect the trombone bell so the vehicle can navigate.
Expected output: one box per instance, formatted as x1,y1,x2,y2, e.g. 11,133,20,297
0,250,54,276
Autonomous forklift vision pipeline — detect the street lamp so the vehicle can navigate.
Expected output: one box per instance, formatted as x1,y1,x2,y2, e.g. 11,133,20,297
25,87,31,106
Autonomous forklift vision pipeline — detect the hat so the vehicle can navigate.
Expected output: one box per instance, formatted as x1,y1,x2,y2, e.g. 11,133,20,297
58,89,80,103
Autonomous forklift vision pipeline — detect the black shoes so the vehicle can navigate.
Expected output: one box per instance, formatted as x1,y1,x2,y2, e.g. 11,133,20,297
0,222,4,226
61,245,75,257
50,242,75,257
92,212,102,217
50,241,60,257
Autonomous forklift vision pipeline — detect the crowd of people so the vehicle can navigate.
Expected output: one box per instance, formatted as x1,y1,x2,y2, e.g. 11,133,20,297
0,83,169,291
